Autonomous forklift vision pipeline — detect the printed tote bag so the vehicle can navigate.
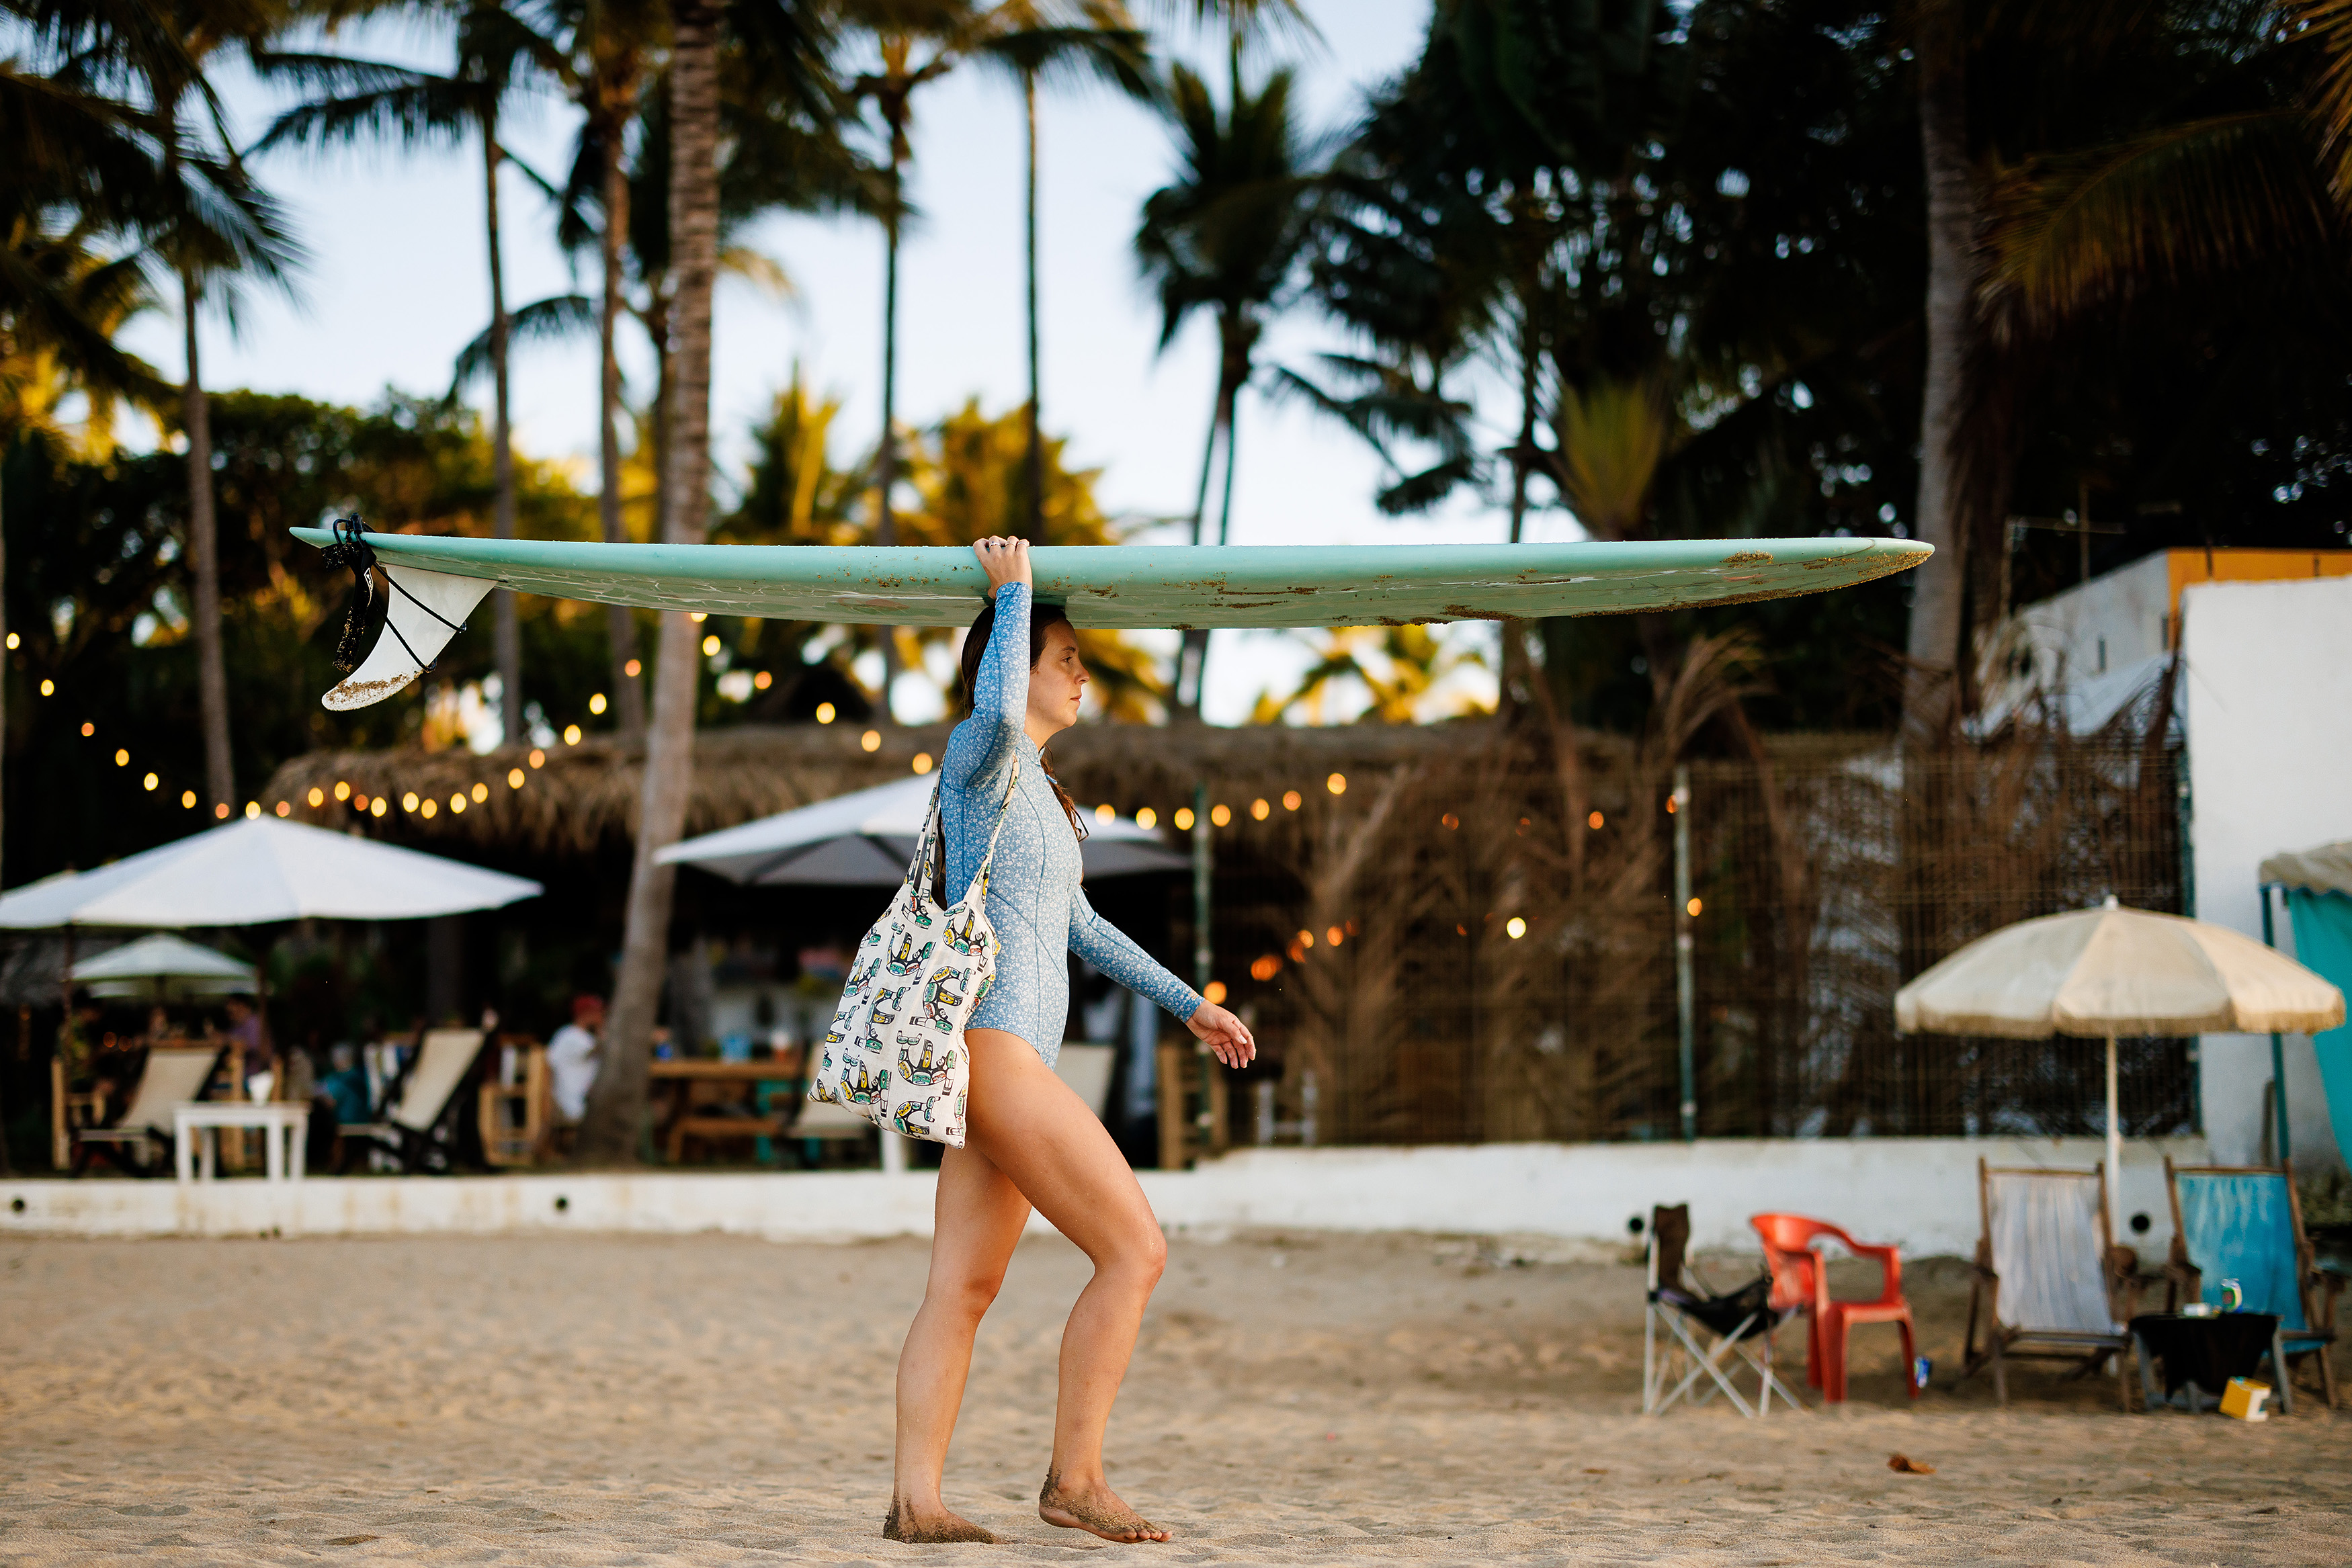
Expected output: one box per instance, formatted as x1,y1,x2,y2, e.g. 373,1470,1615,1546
808,763,1018,1147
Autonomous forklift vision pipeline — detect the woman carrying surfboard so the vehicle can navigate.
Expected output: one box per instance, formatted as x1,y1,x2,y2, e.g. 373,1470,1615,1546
884,536,1255,1545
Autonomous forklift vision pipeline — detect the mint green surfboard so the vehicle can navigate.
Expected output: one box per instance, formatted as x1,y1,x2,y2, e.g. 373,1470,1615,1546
292,529,1927,707
293,529,1926,629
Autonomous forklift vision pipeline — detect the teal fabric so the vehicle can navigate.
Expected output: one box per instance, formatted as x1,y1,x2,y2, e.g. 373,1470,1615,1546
2175,1172,2307,1331
2285,888,2352,1166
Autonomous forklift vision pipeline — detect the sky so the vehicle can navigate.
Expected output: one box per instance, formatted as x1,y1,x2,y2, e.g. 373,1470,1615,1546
115,0,1540,725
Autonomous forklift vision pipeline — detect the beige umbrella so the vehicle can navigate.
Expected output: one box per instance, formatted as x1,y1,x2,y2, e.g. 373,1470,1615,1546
1895,897,2345,1233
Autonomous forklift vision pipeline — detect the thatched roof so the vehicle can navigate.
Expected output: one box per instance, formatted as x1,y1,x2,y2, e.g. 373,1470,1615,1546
258,720,1495,857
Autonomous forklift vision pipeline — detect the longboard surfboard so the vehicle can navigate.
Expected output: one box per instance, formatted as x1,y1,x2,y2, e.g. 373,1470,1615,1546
292,529,1929,710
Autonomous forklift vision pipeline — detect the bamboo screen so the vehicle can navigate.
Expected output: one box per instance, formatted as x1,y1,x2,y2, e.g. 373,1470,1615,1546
1054,710,2194,1147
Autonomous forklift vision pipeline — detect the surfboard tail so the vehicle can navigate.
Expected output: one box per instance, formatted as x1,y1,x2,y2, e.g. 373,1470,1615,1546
323,566,495,711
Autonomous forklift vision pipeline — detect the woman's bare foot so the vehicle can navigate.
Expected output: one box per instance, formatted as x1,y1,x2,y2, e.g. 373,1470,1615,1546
882,1499,999,1544
1038,1471,1169,1543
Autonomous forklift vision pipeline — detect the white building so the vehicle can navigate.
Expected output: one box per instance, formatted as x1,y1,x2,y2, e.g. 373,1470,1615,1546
1981,548,2352,1169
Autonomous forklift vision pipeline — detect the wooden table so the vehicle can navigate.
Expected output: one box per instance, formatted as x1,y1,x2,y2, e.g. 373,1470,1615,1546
173,1102,310,1182
649,1059,804,1165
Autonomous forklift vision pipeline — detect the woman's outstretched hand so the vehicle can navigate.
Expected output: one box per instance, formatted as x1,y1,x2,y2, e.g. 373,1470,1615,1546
972,535,1031,599
1186,1000,1256,1068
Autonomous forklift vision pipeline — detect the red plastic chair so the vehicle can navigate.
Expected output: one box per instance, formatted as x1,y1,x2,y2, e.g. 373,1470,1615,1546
1752,1213,1918,1404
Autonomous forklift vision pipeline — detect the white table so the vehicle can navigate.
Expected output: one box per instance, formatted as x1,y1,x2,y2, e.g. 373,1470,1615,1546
173,1103,310,1182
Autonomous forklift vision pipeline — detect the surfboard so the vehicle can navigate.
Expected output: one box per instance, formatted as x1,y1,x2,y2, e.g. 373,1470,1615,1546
292,529,1929,710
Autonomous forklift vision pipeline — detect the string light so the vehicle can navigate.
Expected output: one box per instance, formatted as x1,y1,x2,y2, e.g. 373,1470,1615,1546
450,794,467,814
80,722,93,737
753,670,773,690
214,803,229,820
39,679,53,696
1094,803,1114,823
1327,773,1347,795
1203,981,1228,1005
912,753,933,775
470,783,488,803
815,702,837,724
307,787,325,808
529,748,546,769
563,724,582,745
1135,807,1157,829
244,802,260,819
1250,798,1270,820
335,781,351,801
402,793,421,813
1173,807,1195,830
352,793,368,810
181,790,197,809
420,798,437,819
274,801,291,818
1327,926,1344,947
142,773,159,791
1441,812,1460,830
625,658,642,677
3,632,15,649
1687,898,1704,918
689,612,708,623
702,635,722,657
1296,928,1315,949
1507,917,1528,939
589,693,607,715
1282,791,1302,811
507,768,526,788
1250,955,1282,981
1210,803,1231,826
113,749,128,767
860,730,881,752
1589,810,1605,830
370,797,388,818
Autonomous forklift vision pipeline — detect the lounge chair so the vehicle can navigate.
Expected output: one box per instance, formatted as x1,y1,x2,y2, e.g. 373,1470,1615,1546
2163,1157,2342,1411
69,1045,224,1176
339,1029,487,1173
1643,1203,1804,1416
1959,1160,2140,1408
1753,1213,1919,1405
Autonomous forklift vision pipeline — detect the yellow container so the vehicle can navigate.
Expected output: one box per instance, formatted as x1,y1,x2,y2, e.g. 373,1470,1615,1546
2220,1377,2271,1422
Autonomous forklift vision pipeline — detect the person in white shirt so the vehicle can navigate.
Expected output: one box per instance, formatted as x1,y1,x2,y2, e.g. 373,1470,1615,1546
546,994,605,1123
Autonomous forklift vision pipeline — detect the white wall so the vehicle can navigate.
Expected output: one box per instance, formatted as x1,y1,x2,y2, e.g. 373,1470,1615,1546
0,1135,2208,1262
2183,576,2352,1168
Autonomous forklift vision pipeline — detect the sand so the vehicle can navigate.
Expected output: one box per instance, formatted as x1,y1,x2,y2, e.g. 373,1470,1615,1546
1,1228,2344,1565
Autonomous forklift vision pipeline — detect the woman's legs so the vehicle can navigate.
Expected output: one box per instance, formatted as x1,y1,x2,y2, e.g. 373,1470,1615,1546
962,1027,1170,1543
886,1138,1031,1542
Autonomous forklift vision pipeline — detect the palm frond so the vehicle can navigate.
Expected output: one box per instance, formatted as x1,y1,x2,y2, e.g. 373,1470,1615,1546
448,293,596,392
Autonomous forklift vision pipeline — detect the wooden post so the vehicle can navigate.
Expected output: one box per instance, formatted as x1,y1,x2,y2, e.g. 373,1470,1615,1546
1156,1041,1188,1170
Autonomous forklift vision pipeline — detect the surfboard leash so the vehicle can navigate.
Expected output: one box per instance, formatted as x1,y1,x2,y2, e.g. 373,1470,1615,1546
318,515,470,674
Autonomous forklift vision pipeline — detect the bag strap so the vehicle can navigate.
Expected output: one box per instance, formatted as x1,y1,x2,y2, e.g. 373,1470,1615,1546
909,758,1023,906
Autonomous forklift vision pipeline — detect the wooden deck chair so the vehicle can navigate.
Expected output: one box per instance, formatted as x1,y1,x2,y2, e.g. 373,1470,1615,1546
339,1029,486,1173
2164,1157,2341,1411
1642,1205,1805,1417
69,1045,223,1176
1960,1160,2140,1408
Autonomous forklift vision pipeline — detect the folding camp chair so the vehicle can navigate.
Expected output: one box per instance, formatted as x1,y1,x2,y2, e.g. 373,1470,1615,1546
2163,1157,2342,1411
1960,1160,2141,1408
1642,1204,1806,1416
70,1045,224,1176
339,1029,487,1173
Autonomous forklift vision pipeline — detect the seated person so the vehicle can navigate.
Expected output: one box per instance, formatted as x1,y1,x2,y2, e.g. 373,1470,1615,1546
546,994,604,1123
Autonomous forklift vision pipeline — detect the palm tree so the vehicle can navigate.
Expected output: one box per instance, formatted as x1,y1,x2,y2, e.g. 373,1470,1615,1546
578,0,844,1166
973,3,1154,539
255,0,550,744
27,0,304,814
1134,54,1316,718
1904,0,1972,742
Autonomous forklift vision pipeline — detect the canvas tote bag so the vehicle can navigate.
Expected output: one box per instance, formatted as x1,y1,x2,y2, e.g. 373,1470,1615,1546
808,762,1019,1147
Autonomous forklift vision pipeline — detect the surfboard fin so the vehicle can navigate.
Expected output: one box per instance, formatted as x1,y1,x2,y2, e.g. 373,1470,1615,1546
322,564,495,711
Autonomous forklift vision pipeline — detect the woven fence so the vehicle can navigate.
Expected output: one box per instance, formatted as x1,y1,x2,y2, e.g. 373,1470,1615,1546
1054,663,2193,1146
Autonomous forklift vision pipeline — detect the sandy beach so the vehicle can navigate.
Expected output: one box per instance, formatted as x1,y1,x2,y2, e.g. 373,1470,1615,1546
1,1228,2343,1565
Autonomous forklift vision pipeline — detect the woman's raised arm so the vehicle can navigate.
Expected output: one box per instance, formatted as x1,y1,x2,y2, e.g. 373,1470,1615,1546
947,538,1033,790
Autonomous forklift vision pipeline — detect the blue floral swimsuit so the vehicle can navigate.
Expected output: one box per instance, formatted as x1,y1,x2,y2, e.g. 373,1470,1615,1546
940,583,1202,1067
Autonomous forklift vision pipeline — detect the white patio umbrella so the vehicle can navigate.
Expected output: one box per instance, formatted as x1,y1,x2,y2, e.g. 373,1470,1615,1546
657,774,1188,885
0,816,541,929
1895,897,2345,1233
71,933,256,1000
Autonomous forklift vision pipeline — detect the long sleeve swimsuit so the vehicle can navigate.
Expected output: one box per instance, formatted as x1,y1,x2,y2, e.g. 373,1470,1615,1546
941,583,1202,1067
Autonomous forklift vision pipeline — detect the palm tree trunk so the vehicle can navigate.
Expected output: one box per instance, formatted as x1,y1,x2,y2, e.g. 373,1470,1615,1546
1022,67,1045,543
1904,0,1972,742
182,270,233,815
599,115,647,740
0,439,9,886
579,0,720,1166
485,114,524,746
1501,285,1541,717
874,130,905,719
1172,361,1232,722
